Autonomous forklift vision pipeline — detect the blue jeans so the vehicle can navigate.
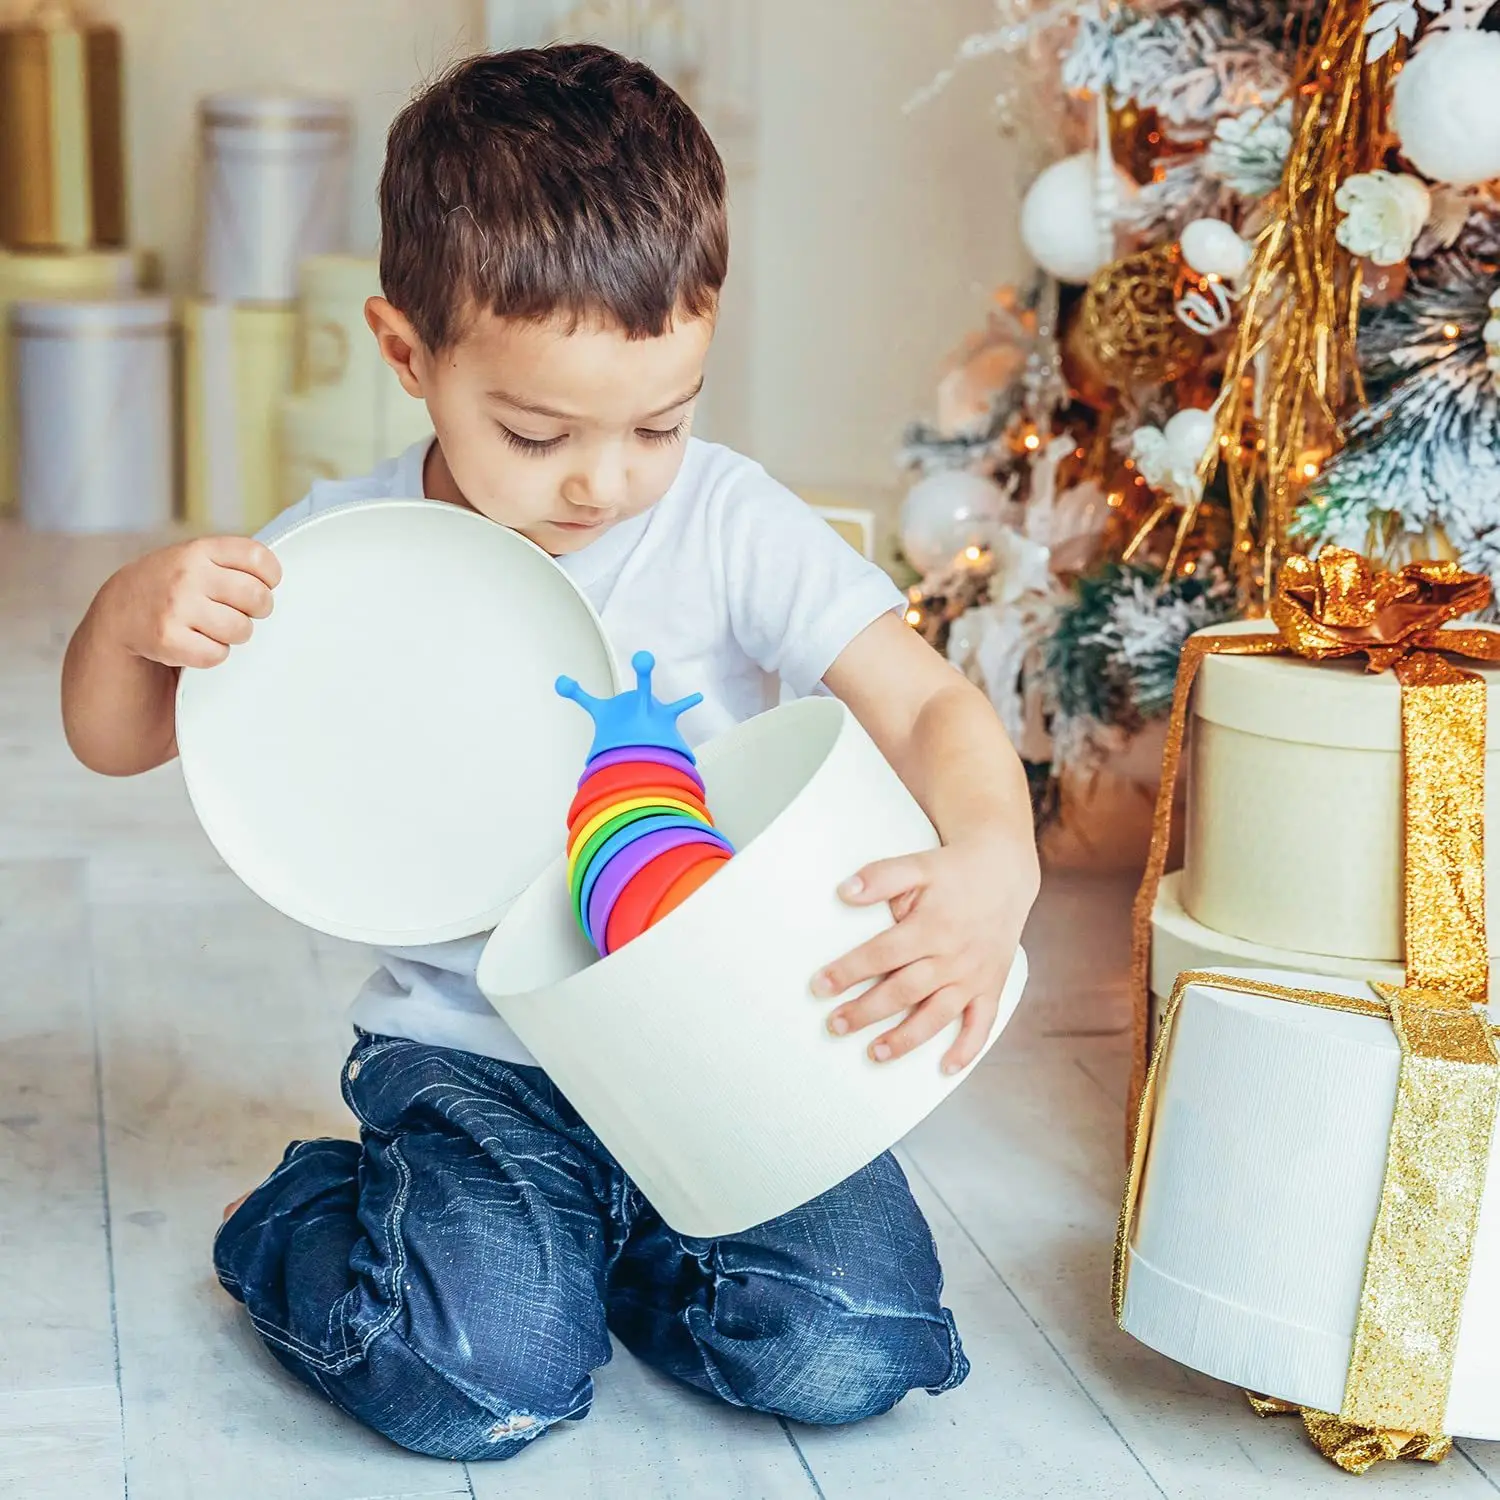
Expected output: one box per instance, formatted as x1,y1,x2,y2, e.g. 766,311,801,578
213,1031,968,1462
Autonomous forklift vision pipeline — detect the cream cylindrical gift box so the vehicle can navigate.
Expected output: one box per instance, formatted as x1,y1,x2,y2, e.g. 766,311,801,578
1181,618,1500,964
277,255,432,505
199,94,351,305
0,247,144,514
477,696,1029,1237
1147,870,1441,1035
1119,967,1500,1439
280,389,432,509
15,296,173,532
183,299,297,533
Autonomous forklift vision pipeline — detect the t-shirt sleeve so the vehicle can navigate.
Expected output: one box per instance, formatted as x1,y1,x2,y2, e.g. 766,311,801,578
717,465,906,698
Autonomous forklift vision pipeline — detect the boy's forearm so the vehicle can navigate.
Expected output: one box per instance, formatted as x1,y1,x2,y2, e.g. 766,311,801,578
62,583,179,776
898,681,1038,865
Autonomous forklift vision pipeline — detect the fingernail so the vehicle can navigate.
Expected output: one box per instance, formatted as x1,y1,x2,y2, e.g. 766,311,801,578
871,1042,892,1062
943,1059,961,1076
839,876,864,898
811,972,835,998
828,1015,849,1035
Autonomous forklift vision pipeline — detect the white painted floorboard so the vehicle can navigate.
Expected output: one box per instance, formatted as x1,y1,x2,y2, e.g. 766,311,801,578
7,523,1500,1497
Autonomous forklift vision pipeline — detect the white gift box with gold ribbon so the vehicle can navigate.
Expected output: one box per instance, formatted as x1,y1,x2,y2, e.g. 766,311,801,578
1120,966,1500,1442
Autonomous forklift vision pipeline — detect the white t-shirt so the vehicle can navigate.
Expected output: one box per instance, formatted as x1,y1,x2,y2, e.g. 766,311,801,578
256,435,905,1067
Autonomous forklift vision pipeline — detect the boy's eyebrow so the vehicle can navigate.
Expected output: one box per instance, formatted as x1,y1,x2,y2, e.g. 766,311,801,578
487,377,705,423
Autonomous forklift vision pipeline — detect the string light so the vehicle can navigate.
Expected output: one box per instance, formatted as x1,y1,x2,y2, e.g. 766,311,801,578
1442,322,1461,340
1301,459,1321,480
962,545,984,563
1023,431,1041,451
1107,490,1124,508
904,606,924,628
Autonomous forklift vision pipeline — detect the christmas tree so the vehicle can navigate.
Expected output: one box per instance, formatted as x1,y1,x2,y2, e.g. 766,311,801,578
902,0,1500,824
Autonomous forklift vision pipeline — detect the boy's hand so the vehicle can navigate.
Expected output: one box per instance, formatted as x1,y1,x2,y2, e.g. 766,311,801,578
810,829,1037,1076
104,536,281,670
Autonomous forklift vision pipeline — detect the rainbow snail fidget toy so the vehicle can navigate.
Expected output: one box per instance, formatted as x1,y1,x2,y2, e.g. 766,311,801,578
558,651,735,957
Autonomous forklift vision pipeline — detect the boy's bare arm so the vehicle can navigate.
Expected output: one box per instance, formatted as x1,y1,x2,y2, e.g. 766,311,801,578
817,612,1040,1072
62,536,281,777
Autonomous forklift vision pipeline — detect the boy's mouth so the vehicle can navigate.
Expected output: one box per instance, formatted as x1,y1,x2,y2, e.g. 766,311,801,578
553,517,612,533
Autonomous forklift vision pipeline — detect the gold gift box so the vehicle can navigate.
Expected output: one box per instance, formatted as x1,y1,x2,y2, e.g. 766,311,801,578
0,5,125,251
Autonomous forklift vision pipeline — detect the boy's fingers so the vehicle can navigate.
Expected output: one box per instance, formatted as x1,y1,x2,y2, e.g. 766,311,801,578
209,535,282,589
811,921,925,998
192,600,255,648
940,995,1000,1077
868,985,972,1064
827,959,943,1036
206,568,275,620
838,854,929,906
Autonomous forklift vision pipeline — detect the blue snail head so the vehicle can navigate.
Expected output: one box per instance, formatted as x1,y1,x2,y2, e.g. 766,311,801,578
556,651,702,763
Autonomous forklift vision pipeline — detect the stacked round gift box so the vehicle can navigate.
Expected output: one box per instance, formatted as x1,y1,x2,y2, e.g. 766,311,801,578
1121,616,1500,1442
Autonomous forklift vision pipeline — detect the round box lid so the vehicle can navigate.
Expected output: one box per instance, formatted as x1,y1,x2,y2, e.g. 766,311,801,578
1191,617,1500,752
175,499,624,945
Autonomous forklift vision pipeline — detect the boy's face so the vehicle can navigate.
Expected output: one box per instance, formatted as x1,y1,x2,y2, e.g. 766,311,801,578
368,300,714,556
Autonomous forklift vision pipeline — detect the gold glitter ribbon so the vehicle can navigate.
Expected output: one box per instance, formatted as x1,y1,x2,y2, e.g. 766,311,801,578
1119,548,1500,1468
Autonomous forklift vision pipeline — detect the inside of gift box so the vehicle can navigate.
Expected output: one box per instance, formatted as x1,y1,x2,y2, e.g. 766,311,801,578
481,696,846,995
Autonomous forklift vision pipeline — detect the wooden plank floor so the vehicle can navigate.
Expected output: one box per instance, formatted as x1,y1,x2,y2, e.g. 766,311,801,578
7,522,1500,1498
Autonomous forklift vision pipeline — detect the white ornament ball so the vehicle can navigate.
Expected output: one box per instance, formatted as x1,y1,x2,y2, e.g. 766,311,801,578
1180,218,1252,281
1020,152,1138,284
898,471,1009,575
1163,406,1218,463
1392,31,1500,189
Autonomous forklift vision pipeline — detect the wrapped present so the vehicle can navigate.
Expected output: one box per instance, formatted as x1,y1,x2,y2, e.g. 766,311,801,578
1181,617,1500,963
182,300,296,533
15,296,174,532
0,1,125,252
198,94,350,305
1118,548,1500,1471
0,246,146,514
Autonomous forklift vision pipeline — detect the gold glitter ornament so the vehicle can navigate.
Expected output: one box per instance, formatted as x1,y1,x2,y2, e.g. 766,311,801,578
1080,244,1205,389
1116,550,1500,1473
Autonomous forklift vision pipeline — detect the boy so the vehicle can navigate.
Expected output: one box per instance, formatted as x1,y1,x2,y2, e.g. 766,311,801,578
61,46,1039,1461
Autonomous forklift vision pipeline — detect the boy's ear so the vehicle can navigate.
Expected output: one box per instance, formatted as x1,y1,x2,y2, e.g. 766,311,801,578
365,297,429,398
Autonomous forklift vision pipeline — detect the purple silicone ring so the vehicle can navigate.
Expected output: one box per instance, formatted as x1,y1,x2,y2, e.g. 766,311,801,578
586,825,724,952
582,745,703,789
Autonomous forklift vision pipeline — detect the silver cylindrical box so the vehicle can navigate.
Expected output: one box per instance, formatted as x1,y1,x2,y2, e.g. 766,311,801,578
15,296,175,533
199,94,351,305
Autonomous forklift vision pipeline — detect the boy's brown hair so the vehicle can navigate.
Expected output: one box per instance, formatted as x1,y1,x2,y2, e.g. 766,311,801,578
379,44,728,351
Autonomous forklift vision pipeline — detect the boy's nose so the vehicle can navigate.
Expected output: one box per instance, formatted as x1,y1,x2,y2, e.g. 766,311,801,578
580,453,629,513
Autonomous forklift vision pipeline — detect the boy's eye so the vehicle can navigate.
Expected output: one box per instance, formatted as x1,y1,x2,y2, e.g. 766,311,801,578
636,421,686,447
498,425,565,456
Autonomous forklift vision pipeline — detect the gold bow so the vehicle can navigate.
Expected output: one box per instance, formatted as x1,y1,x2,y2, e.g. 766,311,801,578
1123,547,1500,1470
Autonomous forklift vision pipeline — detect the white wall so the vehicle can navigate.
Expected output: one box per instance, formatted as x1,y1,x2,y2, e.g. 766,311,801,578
94,0,1024,500
744,0,1024,495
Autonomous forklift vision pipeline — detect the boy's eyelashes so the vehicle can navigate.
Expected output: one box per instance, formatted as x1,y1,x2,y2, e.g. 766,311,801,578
495,420,688,457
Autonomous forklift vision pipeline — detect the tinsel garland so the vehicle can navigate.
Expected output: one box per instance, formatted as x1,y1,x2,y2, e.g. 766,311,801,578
1197,0,1400,602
